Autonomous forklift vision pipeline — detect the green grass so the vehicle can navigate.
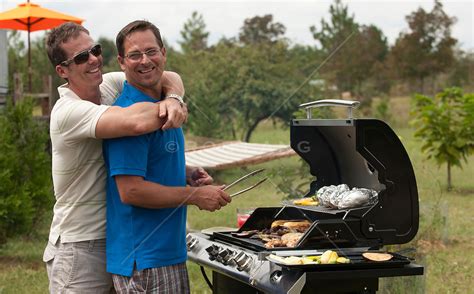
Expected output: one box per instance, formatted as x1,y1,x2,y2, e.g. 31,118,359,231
0,235,48,294
1,105,473,293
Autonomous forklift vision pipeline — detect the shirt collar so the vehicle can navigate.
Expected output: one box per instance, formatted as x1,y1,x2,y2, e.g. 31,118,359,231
123,81,164,103
57,83,81,100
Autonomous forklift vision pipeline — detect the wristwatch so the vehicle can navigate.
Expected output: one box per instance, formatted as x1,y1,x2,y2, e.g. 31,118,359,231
165,94,185,107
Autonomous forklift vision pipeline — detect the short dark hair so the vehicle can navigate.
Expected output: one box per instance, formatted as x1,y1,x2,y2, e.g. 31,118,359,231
116,20,164,57
46,22,89,66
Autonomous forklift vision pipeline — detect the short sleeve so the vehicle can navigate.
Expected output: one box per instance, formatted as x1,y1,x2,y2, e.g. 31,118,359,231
104,134,150,178
51,98,109,142
100,72,126,106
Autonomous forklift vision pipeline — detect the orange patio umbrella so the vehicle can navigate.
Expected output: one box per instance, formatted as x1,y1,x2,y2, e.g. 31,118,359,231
0,0,83,91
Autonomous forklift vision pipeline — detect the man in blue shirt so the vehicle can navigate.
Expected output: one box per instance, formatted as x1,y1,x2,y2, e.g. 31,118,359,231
103,20,232,293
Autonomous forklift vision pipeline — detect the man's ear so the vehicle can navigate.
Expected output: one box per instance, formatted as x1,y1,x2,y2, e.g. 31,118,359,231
117,55,126,71
161,47,167,65
55,65,68,80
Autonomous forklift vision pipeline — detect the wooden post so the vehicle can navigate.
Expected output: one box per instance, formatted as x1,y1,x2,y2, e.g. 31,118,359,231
13,73,23,104
48,75,56,116
41,75,53,116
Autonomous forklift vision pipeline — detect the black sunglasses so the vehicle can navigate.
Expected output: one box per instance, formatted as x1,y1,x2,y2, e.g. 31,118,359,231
60,44,102,66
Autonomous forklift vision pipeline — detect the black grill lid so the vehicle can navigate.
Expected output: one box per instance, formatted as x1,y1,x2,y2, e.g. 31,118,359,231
291,100,419,245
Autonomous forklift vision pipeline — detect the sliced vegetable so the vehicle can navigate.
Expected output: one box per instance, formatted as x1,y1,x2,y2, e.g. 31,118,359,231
328,251,338,264
320,250,333,264
362,252,393,262
337,257,351,264
293,197,319,206
267,252,351,265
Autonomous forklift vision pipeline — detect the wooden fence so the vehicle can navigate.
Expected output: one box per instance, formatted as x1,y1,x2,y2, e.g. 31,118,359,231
10,73,54,119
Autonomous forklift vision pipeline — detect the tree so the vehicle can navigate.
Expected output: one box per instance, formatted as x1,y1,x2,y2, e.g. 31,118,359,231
388,0,457,93
8,32,63,95
182,41,313,142
177,14,313,141
287,44,323,76
0,98,52,243
411,88,473,190
348,25,388,94
310,0,358,53
447,50,474,88
231,43,306,142
98,36,120,72
310,0,388,96
179,11,209,54
238,14,286,45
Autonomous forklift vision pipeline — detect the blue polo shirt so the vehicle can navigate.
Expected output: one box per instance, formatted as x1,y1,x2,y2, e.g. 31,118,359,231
103,82,187,277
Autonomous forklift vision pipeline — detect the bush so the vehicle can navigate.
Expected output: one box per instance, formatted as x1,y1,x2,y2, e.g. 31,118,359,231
271,158,313,199
0,97,52,244
411,88,473,190
374,96,392,123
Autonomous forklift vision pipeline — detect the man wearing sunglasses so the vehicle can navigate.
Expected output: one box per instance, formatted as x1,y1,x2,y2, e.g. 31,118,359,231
43,22,187,293
103,20,231,293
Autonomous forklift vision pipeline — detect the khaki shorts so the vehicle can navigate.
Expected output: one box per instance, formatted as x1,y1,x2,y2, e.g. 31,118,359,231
43,238,114,294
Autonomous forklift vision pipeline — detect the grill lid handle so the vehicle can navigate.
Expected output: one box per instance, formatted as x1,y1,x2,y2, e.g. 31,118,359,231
299,99,360,119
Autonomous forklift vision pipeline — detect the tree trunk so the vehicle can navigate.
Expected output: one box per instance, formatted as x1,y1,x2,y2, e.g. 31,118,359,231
243,118,264,142
419,77,424,94
13,72,23,104
231,124,237,140
447,162,452,191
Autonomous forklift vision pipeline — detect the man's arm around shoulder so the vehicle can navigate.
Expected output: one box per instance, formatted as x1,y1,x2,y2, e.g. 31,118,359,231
96,70,186,138
95,102,164,139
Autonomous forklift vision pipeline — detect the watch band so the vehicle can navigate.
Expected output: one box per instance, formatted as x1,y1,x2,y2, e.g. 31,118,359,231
165,94,184,106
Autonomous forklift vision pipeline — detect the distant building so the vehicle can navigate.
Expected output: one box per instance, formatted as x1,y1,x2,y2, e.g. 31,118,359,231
0,30,8,99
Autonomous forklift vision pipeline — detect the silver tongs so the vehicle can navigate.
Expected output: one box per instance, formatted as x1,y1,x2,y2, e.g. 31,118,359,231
223,168,267,198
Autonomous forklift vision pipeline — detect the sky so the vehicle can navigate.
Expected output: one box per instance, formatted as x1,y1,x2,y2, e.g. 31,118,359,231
1,0,473,51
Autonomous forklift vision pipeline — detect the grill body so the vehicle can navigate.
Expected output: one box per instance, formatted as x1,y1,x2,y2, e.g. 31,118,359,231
188,108,423,293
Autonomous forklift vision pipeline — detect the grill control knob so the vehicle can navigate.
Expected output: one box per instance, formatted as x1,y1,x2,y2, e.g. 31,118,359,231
222,249,236,265
216,248,229,263
186,234,199,250
205,245,221,260
215,248,236,265
234,252,253,272
270,270,283,284
233,251,245,264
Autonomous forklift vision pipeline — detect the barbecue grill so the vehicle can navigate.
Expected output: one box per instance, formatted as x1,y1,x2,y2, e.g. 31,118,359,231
187,100,424,293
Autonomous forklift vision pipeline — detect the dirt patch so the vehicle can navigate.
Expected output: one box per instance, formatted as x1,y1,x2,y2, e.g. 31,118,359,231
416,239,447,254
0,256,43,271
446,237,473,246
452,188,474,196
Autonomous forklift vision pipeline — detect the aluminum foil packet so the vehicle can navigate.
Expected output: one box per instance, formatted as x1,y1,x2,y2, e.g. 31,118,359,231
317,185,378,209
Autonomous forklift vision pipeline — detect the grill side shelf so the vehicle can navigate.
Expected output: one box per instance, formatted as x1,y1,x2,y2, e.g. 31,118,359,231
267,252,411,271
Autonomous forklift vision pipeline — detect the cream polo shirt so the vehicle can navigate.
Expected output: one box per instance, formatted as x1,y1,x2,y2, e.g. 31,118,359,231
48,72,125,244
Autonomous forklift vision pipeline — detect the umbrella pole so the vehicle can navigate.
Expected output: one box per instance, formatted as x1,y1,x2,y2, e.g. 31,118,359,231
28,21,32,92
